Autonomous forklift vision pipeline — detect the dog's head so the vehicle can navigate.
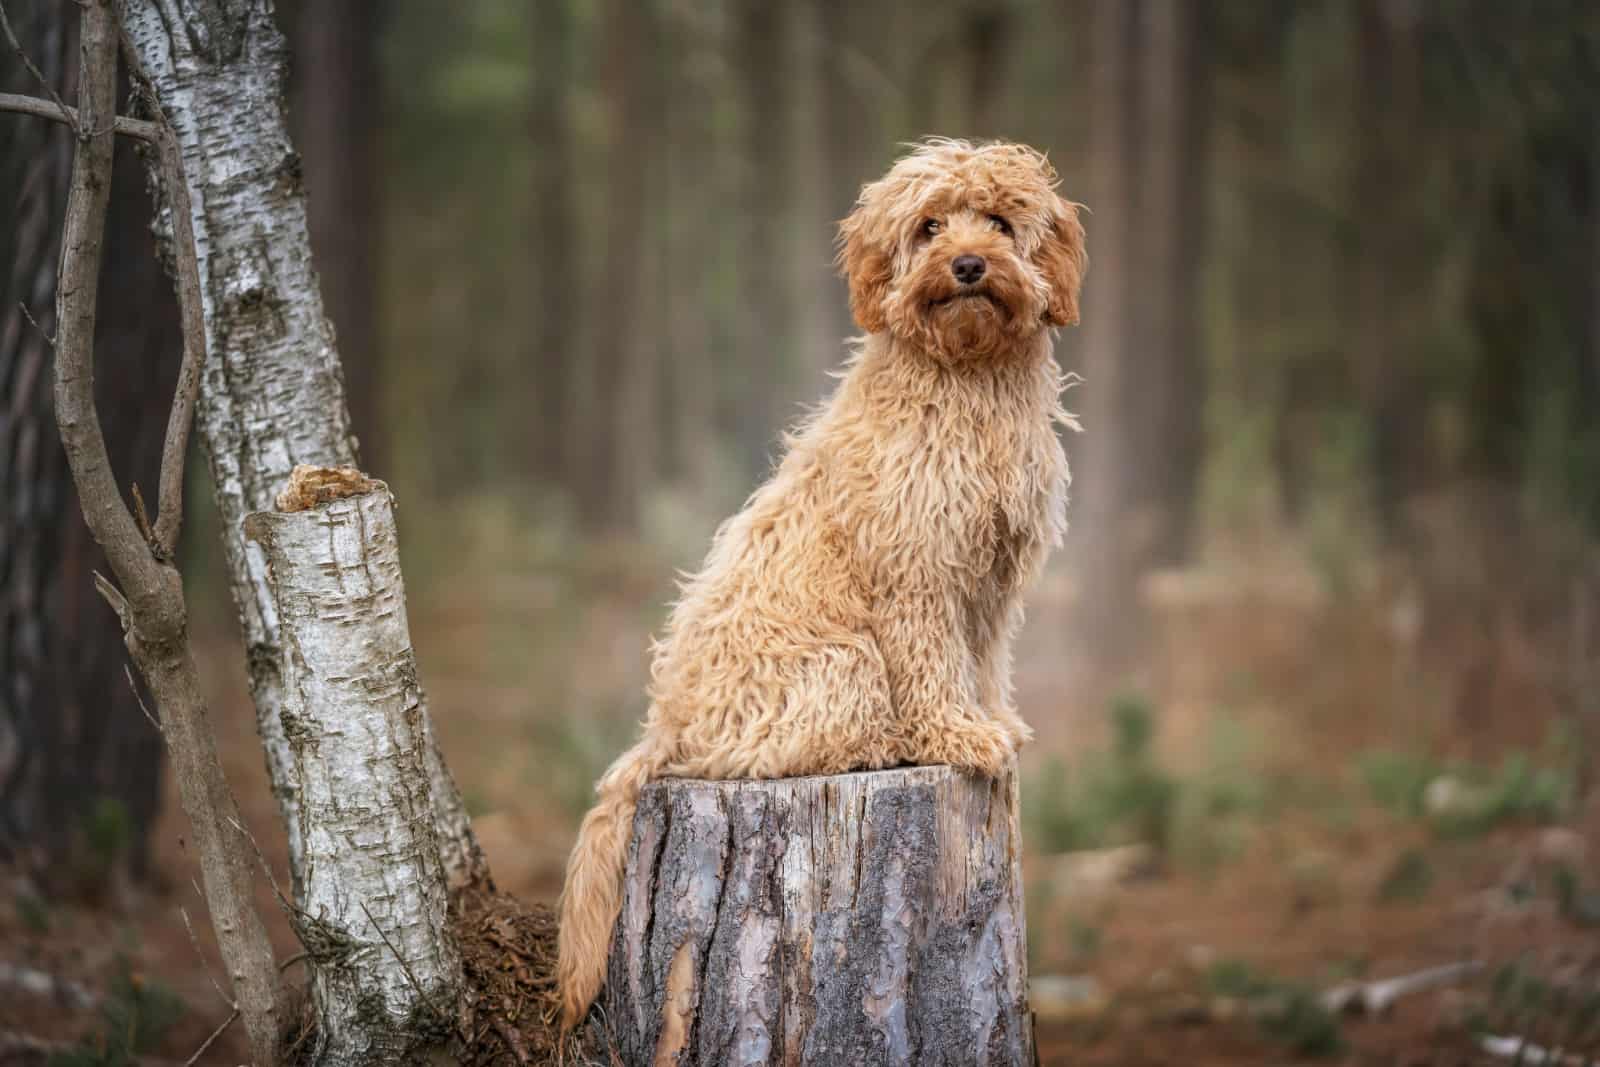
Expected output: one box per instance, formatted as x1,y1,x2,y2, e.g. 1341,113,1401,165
836,138,1086,360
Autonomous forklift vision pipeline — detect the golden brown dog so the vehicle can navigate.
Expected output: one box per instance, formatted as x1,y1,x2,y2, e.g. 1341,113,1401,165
556,138,1086,1029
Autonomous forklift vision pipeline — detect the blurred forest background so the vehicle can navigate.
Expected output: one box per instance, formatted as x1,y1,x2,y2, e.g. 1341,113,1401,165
4,0,1600,1063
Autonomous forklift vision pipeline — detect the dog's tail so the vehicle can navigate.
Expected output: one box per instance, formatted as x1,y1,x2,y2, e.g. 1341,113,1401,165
557,735,670,1031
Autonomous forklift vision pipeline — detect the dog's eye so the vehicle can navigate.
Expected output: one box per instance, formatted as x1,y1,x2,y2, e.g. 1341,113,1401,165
989,214,1014,237
920,218,942,239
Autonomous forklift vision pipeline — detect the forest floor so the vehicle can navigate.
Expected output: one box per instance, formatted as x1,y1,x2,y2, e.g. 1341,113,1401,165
4,507,1597,1065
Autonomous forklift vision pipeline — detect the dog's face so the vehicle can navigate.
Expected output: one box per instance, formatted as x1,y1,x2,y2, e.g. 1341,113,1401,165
837,139,1087,360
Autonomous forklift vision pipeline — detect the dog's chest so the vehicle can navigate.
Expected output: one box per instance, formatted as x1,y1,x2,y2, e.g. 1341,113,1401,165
910,393,1058,559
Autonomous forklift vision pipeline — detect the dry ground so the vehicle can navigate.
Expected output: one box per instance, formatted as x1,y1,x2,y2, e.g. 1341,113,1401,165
4,501,1595,1065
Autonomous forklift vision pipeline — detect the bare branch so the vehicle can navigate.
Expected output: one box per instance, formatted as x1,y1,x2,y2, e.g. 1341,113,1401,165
47,4,286,1062
179,905,233,1009
149,123,205,558
227,815,295,920
182,1009,237,1067
16,298,53,345
131,481,155,547
0,90,159,140
51,5,159,600
358,900,454,1033
0,1,74,131
123,664,161,733
93,571,131,631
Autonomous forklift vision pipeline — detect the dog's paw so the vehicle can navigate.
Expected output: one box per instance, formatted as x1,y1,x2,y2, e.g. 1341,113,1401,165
995,708,1034,750
946,720,1017,779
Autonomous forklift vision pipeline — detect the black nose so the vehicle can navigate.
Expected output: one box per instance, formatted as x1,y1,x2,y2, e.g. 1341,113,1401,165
951,254,986,284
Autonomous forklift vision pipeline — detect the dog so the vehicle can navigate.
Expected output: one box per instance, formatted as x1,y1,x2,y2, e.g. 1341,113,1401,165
556,137,1086,1030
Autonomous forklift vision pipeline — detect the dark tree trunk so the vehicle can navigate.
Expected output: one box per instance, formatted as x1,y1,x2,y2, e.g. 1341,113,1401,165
530,0,578,491
0,1,176,890
1071,0,1143,663
729,0,791,474
817,0,877,347
293,0,385,474
1129,0,1208,566
964,6,1012,136
577,0,660,533
1351,0,1423,536
1072,0,1209,669
659,2,721,488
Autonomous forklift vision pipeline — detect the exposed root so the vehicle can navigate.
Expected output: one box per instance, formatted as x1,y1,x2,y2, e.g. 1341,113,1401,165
452,885,609,1066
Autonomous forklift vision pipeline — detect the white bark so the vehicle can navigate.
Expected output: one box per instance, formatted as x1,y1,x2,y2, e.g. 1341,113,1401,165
121,0,484,889
604,765,1034,1066
247,482,462,1065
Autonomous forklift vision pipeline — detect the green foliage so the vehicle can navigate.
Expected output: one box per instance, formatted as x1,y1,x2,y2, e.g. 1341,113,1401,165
1429,751,1573,838
1203,958,1344,1058
1066,917,1102,964
1376,848,1433,903
82,797,132,870
1261,987,1345,1058
1025,696,1274,869
1356,741,1573,837
48,957,185,1067
532,708,641,822
1024,694,1178,854
1357,749,1439,817
15,890,50,933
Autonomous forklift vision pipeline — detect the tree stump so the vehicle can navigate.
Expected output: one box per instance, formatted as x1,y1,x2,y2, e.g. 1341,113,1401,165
600,764,1035,1066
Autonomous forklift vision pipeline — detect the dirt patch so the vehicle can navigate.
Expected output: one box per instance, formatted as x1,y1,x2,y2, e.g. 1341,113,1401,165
452,883,605,1066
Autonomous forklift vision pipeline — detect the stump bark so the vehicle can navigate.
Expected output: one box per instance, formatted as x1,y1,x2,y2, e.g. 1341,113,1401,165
601,764,1035,1067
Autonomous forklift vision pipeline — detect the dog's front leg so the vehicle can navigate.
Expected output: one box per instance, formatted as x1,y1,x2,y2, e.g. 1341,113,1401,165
974,595,1035,750
876,590,1016,778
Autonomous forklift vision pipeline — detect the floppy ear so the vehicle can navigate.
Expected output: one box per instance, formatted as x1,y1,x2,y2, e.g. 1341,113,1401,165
835,199,893,335
1038,197,1088,326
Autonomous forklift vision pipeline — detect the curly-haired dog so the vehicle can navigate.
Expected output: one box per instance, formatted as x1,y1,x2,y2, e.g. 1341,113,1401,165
557,138,1087,1029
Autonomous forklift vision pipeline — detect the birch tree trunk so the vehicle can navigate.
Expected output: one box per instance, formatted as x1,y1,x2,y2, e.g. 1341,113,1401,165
602,766,1035,1067
121,0,484,890
247,473,463,1065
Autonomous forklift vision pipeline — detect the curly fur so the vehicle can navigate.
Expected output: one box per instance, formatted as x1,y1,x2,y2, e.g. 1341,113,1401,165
556,138,1087,1030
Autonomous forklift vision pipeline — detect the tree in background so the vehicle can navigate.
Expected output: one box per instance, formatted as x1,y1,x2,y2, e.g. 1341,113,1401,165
1073,0,1211,666
0,0,177,891
576,0,662,533
292,0,387,475
529,0,577,493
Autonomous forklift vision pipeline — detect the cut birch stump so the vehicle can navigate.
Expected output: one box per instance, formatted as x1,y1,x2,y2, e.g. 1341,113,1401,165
246,469,463,1065
600,764,1035,1067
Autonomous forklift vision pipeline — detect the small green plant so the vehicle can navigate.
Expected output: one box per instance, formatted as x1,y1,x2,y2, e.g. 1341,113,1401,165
533,707,641,821
1023,693,1179,854
1067,917,1102,963
1357,749,1439,817
1203,958,1344,1057
1376,848,1433,902
49,957,185,1067
81,797,133,880
1261,987,1344,1058
1430,751,1573,838
15,890,51,933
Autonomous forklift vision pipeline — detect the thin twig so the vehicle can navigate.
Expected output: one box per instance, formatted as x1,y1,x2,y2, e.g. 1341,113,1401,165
0,91,159,140
123,664,161,733
131,482,155,548
357,900,455,1033
107,0,202,561
183,1008,237,1067
228,816,295,919
48,5,284,1062
178,905,233,1009
16,299,53,345
0,1,74,131
93,571,131,631
149,123,205,559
